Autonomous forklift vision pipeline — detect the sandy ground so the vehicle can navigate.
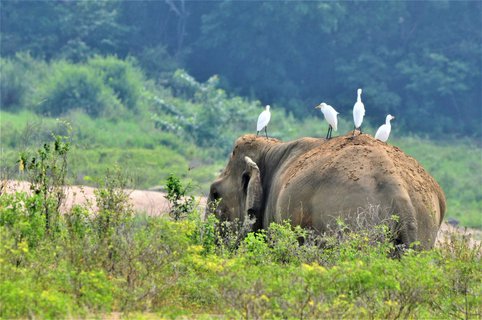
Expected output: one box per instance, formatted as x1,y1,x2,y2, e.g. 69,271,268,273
2,180,480,247
2,180,206,216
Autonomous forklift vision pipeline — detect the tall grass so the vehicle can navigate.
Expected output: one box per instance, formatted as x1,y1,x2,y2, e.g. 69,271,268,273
1,172,480,318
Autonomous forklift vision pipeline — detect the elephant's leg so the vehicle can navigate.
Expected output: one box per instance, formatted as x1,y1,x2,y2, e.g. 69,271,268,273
393,196,418,250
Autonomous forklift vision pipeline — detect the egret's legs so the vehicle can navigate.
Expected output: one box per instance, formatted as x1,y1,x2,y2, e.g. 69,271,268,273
264,126,268,139
326,125,333,139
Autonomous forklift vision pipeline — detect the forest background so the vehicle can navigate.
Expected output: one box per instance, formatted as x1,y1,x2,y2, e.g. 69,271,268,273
1,1,481,228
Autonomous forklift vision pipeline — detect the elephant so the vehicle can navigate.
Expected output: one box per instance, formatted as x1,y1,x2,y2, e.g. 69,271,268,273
208,133,446,249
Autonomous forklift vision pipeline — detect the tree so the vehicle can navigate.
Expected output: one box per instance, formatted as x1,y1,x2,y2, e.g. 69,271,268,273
0,1,124,62
189,1,481,137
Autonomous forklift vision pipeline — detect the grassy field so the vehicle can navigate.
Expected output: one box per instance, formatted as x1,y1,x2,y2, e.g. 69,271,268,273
393,136,481,228
0,171,480,319
0,110,221,193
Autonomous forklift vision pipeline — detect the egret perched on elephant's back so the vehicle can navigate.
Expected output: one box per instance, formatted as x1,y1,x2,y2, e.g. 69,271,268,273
375,114,395,142
352,88,365,137
315,102,338,139
256,105,271,138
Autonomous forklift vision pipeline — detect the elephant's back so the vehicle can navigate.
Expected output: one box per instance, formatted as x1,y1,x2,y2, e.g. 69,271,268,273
281,133,445,225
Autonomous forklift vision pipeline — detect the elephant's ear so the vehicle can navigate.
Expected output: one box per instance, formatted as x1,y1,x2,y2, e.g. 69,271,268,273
244,156,263,217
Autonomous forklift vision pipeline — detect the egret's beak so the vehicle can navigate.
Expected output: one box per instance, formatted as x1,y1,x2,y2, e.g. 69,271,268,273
314,105,320,109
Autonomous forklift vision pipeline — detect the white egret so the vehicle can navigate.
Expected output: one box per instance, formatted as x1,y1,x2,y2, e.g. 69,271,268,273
315,102,339,139
352,88,365,137
256,105,271,138
375,114,395,142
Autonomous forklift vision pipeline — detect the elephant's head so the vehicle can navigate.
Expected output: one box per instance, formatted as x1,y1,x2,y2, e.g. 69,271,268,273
207,135,276,228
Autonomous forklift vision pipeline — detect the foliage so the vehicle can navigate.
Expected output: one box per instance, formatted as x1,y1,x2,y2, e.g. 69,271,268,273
193,1,482,137
165,173,195,221
148,69,261,155
37,60,123,117
18,133,71,235
0,0,124,62
0,53,47,111
0,57,27,110
2,1,480,137
1,177,480,318
87,56,144,111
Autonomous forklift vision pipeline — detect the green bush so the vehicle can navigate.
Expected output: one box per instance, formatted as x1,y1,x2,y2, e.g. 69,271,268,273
0,53,47,111
165,173,195,221
0,57,27,110
137,45,179,79
87,56,144,111
37,61,122,117
1,187,481,319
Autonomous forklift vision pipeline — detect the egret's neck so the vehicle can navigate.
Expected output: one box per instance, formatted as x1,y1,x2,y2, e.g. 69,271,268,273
385,118,392,125
357,94,362,103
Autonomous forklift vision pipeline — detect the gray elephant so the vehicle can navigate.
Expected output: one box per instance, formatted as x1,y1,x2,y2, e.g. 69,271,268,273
208,134,446,249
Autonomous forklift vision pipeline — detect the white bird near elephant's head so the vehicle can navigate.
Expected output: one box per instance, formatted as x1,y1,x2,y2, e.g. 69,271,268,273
352,88,365,137
256,105,271,138
375,114,395,142
315,102,338,139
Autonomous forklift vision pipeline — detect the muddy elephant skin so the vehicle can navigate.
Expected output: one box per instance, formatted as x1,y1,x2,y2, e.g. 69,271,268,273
208,133,446,249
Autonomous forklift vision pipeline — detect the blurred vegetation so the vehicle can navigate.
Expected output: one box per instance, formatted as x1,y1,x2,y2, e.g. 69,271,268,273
0,161,480,318
1,1,480,137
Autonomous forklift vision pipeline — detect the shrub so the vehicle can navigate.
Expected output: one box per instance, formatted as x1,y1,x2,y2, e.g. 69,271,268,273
0,57,27,110
0,53,47,111
20,134,71,235
165,174,195,221
37,61,122,117
137,44,179,79
436,230,482,318
87,56,144,111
